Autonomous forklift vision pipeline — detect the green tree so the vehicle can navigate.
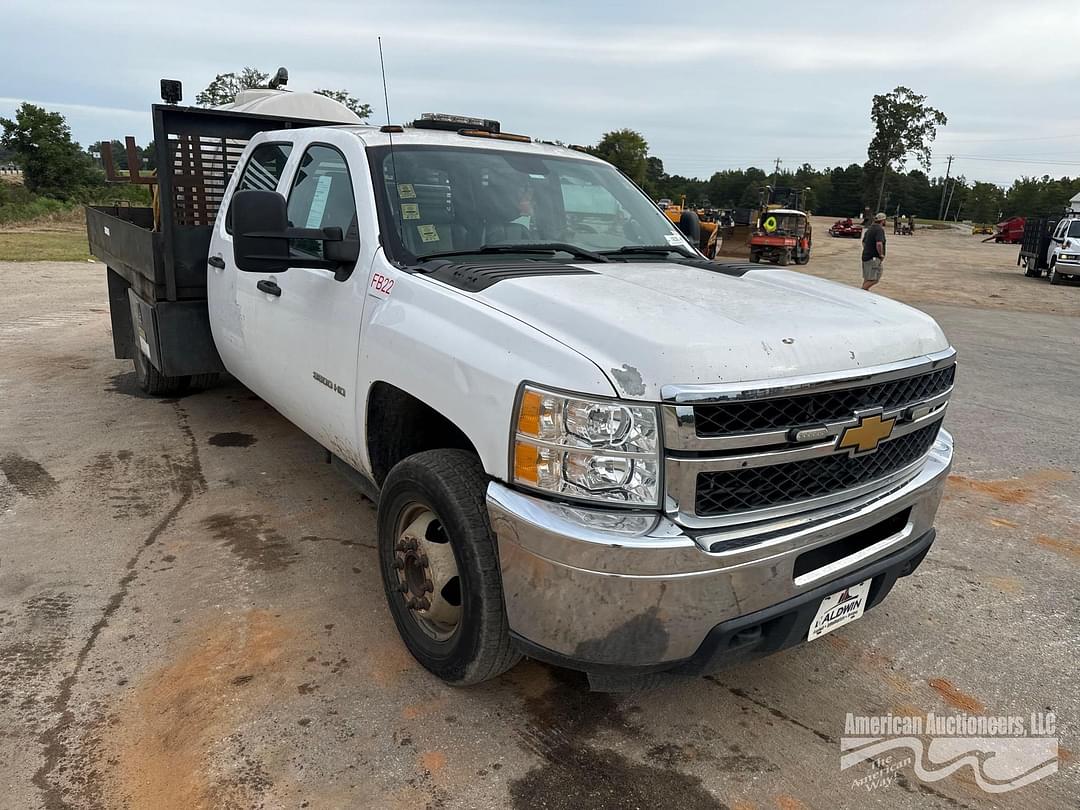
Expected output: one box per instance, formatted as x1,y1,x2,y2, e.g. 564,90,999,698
643,156,666,197
195,67,269,106
868,86,947,212
313,89,372,121
0,103,95,198
588,129,650,186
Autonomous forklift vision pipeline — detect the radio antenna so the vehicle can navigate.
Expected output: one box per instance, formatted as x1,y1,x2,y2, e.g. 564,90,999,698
378,36,404,247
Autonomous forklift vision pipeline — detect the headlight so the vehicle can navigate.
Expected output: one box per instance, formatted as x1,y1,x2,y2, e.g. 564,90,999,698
512,384,661,507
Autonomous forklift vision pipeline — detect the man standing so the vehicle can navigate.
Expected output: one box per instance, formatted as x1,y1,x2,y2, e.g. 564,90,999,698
861,212,887,290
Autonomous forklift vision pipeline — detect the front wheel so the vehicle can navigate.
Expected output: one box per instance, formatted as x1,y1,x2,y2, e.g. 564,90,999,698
377,449,521,685
1048,263,1060,285
777,250,791,266
795,249,811,266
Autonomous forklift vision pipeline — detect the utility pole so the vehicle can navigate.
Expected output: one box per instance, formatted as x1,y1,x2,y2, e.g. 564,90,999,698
938,155,954,220
771,158,782,190
943,179,957,221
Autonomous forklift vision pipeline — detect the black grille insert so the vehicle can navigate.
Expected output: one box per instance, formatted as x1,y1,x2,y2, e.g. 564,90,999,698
695,421,941,516
694,365,955,437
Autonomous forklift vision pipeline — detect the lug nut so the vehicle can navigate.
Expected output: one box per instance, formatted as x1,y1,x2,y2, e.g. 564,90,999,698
395,540,406,551
416,597,431,611
407,597,419,610
418,554,429,567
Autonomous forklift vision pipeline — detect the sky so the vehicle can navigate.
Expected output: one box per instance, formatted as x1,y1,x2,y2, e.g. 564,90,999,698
2,0,1079,186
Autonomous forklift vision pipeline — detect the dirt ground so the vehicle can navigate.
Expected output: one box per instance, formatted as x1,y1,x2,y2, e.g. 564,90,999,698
796,217,1080,318
0,238,1077,809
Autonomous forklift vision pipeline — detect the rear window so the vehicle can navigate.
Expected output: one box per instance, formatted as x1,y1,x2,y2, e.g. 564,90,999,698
226,142,292,233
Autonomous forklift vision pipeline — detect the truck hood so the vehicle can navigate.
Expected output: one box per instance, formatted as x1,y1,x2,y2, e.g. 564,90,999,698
470,262,949,400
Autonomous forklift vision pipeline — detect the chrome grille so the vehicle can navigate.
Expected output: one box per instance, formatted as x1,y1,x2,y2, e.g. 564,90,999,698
694,421,941,516
661,349,956,527
694,365,955,437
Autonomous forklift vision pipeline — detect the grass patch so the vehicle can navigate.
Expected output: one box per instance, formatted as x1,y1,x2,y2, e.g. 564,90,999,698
0,230,90,261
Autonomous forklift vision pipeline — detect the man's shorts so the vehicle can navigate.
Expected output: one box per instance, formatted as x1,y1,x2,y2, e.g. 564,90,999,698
862,257,884,281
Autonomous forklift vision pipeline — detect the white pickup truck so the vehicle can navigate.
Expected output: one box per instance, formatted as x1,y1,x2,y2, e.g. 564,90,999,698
88,97,955,690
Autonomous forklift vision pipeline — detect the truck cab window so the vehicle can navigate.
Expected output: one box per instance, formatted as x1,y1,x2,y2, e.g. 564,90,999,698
226,142,292,232
287,144,358,258
371,146,682,262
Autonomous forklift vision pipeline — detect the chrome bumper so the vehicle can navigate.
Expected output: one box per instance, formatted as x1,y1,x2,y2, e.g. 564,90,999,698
487,429,952,670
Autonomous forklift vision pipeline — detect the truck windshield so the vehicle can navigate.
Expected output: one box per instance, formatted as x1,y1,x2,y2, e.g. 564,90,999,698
1067,220,1080,238
368,145,691,262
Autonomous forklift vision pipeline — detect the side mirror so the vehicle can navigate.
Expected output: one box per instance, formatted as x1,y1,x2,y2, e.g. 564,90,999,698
231,189,361,277
233,190,291,274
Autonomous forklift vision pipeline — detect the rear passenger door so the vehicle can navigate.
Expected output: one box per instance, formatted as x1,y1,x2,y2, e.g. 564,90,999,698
208,140,293,389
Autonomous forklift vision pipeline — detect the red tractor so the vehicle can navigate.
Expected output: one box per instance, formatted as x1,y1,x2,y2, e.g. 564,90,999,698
749,209,812,265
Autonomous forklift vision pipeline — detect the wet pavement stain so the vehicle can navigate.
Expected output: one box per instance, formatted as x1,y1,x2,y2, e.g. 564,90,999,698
509,667,726,810
0,454,59,499
201,513,299,572
81,450,190,520
208,432,257,448
0,593,74,726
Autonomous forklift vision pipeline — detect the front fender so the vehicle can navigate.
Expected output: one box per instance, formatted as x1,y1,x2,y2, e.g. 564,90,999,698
357,266,616,480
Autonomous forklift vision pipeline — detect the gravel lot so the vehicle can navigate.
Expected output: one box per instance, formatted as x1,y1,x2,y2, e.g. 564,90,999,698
0,239,1077,809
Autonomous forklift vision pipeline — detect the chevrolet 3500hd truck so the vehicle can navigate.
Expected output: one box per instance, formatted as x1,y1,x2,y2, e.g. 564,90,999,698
89,99,955,691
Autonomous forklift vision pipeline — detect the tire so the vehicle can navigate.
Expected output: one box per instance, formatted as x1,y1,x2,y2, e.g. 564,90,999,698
749,252,761,263
377,449,521,685
778,250,791,266
795,249,811,266
1048,262,1059,285
189,373,221,390
133,347,191,396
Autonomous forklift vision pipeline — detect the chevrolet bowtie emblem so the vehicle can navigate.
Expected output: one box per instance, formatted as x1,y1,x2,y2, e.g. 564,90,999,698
837,412,896,454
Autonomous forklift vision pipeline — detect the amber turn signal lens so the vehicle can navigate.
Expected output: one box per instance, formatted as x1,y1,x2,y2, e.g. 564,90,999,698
517,390,542,436
514,441,540,484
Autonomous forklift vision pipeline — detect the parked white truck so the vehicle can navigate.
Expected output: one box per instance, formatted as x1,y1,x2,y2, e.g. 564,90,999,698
88,95,955,690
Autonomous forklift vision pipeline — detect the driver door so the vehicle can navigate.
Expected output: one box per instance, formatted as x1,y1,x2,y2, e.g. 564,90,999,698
244,136,366,453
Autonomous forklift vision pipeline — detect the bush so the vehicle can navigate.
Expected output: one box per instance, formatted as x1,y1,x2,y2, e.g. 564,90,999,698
0,181,151,226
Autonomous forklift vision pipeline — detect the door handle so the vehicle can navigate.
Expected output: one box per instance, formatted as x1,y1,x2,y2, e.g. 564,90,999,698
257,279,282,297
208,255,226,269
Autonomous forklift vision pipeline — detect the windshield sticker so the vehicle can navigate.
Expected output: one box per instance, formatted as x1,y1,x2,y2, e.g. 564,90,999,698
401,203,420,220
305,175,333,228
665,233,685,246
397,183,416,199
417,224,440,243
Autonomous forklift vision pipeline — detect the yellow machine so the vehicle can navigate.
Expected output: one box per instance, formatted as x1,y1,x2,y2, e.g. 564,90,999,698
660,198,721,259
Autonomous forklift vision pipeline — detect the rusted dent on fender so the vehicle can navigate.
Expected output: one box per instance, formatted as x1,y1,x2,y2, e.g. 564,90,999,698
610,364,646,397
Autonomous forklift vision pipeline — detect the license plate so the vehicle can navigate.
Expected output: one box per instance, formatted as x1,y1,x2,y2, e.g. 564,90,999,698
808,578,872,641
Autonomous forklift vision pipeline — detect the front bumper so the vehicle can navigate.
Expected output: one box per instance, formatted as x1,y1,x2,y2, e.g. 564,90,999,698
487,429,952,678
